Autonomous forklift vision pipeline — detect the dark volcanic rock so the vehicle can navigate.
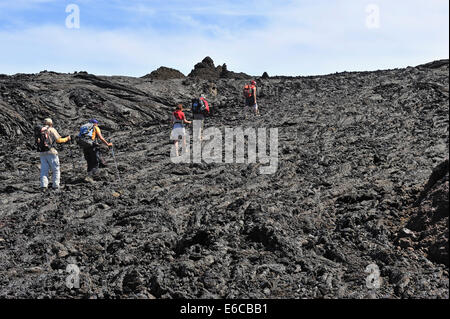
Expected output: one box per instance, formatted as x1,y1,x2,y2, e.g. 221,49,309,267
397,159,449,266
142,67,185,80
417,59,449,70
188,56,219,79
188,57,251,80
0,59,448,299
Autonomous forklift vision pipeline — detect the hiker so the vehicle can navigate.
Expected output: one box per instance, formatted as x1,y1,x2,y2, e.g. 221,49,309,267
191,95,210,141
35,118,71,190
243,80,259,116
76,119,112,176
171,104,191,156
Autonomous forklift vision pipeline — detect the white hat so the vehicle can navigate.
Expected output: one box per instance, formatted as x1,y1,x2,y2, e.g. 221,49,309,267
44,118,53,125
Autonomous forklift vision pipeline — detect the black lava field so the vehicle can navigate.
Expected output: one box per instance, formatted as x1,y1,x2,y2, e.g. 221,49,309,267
0,58,448,299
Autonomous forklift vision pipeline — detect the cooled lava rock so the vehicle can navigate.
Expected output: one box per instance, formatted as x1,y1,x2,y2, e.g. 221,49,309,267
0,59,448,299
188,57,251,80
396,159,449,266
142,67,186,80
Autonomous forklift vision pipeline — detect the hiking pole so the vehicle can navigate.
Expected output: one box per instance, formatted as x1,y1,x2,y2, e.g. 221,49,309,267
111,146,122,187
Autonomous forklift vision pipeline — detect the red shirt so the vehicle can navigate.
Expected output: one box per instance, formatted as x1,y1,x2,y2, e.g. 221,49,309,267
173,110,185,123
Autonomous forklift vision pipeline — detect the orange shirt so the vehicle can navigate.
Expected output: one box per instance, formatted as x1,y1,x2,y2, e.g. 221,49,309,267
91,126,101,141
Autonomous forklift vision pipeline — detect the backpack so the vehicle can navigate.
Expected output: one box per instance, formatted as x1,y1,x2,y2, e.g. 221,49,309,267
243,85,251,98
79,122,95,138
76,122,95,148
191,98,206,114
173,110,184,124
34,125,52,152
243,84,255,98
200,97,210,113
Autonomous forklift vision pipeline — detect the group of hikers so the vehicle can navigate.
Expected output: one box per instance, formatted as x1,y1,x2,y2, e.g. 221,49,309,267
35,118,113,190
35,80,259,190
170,80,259,156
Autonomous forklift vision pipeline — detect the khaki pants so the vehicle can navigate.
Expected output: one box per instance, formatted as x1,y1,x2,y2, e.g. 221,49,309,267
193,114,205,140
40,153,60,188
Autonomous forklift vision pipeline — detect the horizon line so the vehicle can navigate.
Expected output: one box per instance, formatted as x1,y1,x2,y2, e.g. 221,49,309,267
1,57,448,79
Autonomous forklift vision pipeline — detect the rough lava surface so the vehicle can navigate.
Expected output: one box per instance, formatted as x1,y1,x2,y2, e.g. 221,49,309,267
0,58,448,299
142,67,186,81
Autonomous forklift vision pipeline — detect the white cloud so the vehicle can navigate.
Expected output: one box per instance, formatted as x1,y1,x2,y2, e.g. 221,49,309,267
0,0,448,76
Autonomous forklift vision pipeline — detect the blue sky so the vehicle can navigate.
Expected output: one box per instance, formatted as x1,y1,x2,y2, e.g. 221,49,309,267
0,0,448,76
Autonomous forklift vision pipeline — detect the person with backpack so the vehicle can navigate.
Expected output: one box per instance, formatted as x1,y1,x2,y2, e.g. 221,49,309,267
35,118,71,191
171,104,191,157
76,119,112,176
191,94,210,141
243,80,259,117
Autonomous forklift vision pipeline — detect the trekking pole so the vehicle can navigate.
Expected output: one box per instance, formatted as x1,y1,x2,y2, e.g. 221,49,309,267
111,146,122,187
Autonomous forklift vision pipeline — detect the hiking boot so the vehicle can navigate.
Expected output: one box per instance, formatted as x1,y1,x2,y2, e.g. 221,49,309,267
84,176,95,183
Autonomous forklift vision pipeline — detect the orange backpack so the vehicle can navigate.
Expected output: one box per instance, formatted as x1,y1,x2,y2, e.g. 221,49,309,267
243,84,253,98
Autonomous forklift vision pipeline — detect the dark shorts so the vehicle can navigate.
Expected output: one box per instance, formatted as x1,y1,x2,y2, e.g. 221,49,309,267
83,144,107,173
245,97,255,106
193,113,205,120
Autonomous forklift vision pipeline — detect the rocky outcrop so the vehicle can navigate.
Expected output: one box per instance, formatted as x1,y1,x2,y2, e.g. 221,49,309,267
188,57,251,80
188,56,220,79
142,67,185,80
